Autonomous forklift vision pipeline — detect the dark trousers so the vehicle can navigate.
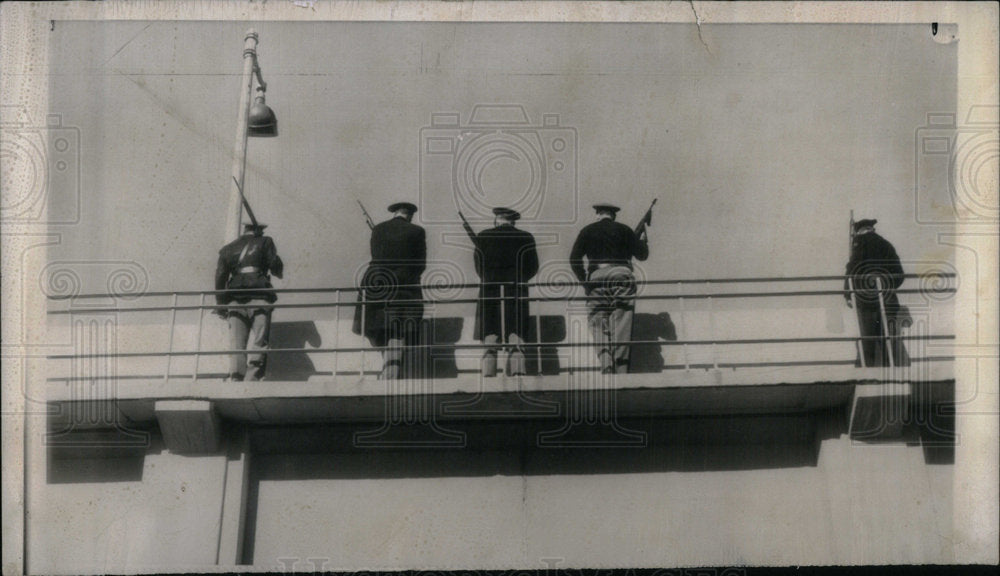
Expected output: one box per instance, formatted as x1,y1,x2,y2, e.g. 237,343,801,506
855,304,909,367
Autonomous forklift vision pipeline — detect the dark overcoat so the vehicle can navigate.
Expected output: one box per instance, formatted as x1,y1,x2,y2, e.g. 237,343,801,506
844,231,904,313
352,217,427,345
472,224,539,341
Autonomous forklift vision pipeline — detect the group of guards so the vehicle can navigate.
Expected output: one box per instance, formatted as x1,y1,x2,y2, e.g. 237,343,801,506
214,204,908,381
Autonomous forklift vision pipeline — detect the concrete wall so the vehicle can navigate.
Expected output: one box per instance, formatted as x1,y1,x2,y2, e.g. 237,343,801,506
246,417,953,569
29,411,954,572
31,441,228,574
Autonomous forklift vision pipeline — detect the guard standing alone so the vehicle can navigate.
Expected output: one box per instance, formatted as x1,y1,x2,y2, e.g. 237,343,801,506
570,203,649,374
353,202,427,379
844,218,909,367
471,207,539,377
215,222,284,381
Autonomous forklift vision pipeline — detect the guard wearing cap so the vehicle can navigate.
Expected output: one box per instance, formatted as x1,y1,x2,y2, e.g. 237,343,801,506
570,203,649,374
215,222,284,381
353,202,427,379
473,207,539,377
844,218,909,367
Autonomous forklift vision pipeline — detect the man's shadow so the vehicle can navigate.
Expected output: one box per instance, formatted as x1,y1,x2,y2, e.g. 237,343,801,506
526,315,567,375
267,321,322,380
629,312,678,373
417,317,465,379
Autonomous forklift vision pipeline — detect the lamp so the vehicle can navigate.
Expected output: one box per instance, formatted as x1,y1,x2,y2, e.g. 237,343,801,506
248,88,278,137
227,30,278,241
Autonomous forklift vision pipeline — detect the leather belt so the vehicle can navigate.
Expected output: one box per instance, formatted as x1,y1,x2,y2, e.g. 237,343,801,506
238,266,262,274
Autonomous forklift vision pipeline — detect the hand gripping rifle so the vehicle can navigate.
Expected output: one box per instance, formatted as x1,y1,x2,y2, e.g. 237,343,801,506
635,198,658,239
458,211,485,277
356,199,375,231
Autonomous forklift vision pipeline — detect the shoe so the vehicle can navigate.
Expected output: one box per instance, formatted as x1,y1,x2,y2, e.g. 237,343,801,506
225,372,245,382
601,367,614,375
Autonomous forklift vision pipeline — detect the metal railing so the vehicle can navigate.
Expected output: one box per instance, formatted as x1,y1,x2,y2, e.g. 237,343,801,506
46,273,957,380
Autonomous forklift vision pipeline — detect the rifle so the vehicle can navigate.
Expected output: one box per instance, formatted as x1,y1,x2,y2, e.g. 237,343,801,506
846,209,858,311
356,199,375,231
634,198,658,238
458,210,480,248
848,209,855,255
233,177,260,229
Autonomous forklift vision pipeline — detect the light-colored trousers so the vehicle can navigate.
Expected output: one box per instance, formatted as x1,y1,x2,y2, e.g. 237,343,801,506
381,337,405,380
586,266,636,374
228,299,271,380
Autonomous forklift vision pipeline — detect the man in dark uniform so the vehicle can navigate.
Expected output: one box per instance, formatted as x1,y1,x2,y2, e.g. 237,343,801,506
473,207,539,377
570,203,649,374
353,202,427,379
844,218,909,367
215,222,284,381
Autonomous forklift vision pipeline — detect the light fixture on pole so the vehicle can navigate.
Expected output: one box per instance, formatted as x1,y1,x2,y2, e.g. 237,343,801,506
226,29,278,242
248,87,278,137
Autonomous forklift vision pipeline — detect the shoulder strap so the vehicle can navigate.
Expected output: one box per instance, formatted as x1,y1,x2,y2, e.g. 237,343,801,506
236,240,253,268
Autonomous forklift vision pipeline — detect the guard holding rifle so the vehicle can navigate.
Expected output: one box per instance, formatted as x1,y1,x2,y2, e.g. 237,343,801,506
570,201,652,374
215,219,284,382
353,201,427,380
461,207,539,377
844,218,909,367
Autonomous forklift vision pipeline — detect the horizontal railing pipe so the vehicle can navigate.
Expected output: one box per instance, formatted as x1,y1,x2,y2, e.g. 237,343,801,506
46,286,957,315
46,334,955,361
46,272,956,301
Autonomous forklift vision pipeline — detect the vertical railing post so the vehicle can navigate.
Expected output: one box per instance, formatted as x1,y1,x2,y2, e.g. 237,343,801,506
847,277,866,368
565,284,574,376
535,286,542,374
499,283,506,375
707,282,718,370
165,293,178,380
333,289,341,378
875,276,895,368
359,289,367,377
192,293,206,381
678,282,689,371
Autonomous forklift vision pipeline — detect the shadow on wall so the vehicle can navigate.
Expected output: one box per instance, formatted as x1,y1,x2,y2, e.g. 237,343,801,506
267,321,321,381
525,315,566,376
414,315,567,378
46,430,164,484
240,412,828,564
629,312,678,373
420,317,464,379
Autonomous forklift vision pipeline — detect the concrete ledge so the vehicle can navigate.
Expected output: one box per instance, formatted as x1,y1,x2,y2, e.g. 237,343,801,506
154,400,222,453
47,366,952,430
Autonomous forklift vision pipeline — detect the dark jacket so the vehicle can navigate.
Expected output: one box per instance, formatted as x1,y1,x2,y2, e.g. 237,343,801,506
844,231,904,308
215,233,283,305
473,224,539,340
569,218,649,282
352,216,427,342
